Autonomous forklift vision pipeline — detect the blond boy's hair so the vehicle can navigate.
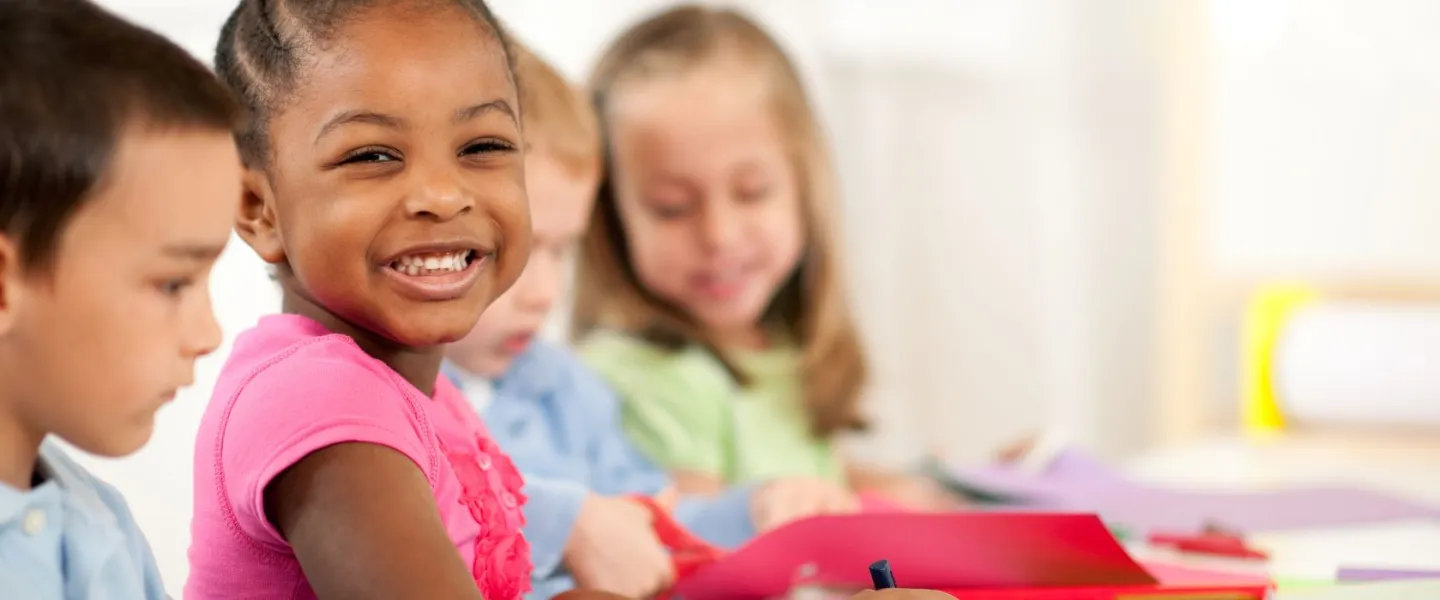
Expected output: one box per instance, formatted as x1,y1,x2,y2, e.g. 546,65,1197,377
513,41,601,176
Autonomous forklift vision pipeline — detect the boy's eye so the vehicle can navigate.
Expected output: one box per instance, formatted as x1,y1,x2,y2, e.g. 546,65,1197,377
157,278,194,296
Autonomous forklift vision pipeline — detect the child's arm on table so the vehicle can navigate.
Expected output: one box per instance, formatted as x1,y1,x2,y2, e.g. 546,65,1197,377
666,469,860,534
548,360,756,548
524,475,675,598
265,443,482,600
584,348,858,533
666,475,859,541
845,460,965,512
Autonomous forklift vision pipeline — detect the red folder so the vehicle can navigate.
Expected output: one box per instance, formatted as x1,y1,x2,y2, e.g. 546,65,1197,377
669,513,1270,600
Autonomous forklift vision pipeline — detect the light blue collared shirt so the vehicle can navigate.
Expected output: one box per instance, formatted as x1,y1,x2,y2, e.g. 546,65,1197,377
446,341,757,600
0,441,166,599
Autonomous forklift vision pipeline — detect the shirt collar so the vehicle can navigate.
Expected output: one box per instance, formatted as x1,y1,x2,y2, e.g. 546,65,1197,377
446,362,495,413
18,442,117,527
492,341,559,399
0,477,31,526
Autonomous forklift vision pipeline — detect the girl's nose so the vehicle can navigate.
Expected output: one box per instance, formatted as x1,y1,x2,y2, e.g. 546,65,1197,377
404,166,475,221
699,200,743,251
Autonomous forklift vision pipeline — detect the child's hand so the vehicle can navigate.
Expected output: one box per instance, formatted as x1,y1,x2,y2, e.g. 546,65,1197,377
850,590,958,599
553,591,634,600
565,494,674,598
652,486,679,512
868,474,965,512
751,477,860,532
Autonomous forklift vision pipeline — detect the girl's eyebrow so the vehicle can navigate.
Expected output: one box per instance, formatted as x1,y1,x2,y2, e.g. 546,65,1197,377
315,110,403,145
312,99,516,146
453,99,515,125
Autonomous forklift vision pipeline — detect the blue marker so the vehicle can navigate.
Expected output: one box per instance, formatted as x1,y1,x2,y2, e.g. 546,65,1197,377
869,559,897,589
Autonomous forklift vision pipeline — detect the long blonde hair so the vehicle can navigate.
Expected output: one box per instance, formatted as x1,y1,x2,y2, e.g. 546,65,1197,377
573,5,869,437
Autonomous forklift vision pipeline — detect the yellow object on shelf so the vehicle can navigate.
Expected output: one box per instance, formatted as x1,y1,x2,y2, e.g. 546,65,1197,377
1240,284,1319,437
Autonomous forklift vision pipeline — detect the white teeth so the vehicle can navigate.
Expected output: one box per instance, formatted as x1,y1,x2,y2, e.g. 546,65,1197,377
391,250,472,276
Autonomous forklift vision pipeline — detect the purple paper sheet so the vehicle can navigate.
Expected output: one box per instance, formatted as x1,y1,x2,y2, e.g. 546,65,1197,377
949,450,1440,534
1338,567,1440,582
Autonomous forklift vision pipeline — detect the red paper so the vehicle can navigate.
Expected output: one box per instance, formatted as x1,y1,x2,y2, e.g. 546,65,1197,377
672,513,1157,600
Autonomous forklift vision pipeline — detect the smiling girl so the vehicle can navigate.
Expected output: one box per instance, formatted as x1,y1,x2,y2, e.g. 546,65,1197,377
186,1,534,598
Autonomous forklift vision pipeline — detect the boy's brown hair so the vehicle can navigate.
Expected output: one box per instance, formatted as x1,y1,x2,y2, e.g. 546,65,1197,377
0,0,241,271
512,41,602,176
574,5,870,438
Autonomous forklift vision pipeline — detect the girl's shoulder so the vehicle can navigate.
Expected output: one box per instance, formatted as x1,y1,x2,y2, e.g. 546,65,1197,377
577,330,724,375
219,314,411,403
202,315,437,481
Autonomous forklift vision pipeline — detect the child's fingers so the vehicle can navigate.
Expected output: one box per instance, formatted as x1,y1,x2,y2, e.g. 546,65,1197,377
652,486,679,513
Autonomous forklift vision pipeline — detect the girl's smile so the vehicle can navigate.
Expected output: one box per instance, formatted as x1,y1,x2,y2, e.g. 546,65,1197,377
379,242,492,302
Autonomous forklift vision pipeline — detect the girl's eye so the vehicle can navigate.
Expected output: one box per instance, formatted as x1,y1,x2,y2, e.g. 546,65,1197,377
738,186,771,202
462,139,517,156
652,205,692,220
338,148,400,165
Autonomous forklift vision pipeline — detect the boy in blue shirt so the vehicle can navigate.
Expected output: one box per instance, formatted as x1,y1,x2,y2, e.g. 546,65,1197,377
443,43,737,600
0,1,242,597
444,43,857,600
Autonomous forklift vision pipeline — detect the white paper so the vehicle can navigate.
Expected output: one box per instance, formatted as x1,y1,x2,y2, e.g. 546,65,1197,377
1276,303,1440,425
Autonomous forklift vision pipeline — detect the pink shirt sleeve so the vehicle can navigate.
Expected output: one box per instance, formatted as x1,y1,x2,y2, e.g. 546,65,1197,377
216,341,436,549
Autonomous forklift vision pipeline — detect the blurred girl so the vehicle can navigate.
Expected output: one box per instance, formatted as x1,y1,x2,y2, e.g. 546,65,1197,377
575,5,959,512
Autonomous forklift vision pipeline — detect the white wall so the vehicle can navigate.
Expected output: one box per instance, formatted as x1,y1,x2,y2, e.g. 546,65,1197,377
1207,0,1440,277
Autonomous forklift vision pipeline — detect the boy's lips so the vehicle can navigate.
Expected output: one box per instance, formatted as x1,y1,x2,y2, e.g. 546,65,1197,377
501,332,534,354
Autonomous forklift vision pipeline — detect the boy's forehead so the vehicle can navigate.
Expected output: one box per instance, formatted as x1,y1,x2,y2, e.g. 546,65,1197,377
72,129,240,253
526,152,596,235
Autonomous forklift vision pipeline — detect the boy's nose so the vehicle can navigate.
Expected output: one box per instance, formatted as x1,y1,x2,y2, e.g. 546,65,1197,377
185,293,223,359
514,261,559,313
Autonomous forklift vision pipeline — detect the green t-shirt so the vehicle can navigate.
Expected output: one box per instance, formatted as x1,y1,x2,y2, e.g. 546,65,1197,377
579,331,843,485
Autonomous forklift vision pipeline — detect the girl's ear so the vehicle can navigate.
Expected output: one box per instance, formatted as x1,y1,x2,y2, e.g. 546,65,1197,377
234,169,285,264
0,235,22,336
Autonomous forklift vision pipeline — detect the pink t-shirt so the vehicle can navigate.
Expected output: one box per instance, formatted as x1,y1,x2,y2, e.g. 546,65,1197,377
186,314,531,599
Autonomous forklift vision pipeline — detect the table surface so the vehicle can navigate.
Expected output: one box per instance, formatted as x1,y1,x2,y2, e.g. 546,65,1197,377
1121,431,1440,583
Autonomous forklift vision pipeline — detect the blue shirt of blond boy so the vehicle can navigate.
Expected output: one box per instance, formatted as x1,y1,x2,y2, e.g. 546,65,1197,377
443,99,756,598
0,2,241,597
445,344,757,599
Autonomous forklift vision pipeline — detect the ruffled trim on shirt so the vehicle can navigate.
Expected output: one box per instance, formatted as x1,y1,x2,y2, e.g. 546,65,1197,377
442,433,532,600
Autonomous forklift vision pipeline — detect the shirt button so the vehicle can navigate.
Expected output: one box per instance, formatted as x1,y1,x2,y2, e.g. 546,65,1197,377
21,509,45,536
476,453,492,471
501,492,517,508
